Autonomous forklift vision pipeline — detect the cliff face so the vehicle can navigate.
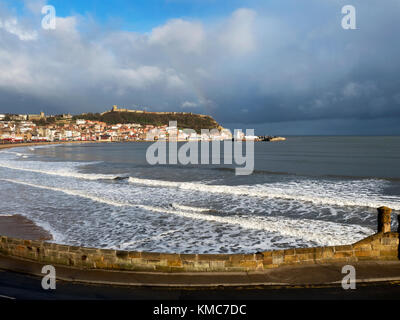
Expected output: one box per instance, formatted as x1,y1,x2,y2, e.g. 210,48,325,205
75,111,221,132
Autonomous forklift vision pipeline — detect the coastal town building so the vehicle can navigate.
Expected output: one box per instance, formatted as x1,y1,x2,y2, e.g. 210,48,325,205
28,112,45,121
0,108,270,144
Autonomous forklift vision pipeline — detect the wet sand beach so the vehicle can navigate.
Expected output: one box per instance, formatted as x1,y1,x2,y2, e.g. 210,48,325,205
0,140,99,151
0,214,52,241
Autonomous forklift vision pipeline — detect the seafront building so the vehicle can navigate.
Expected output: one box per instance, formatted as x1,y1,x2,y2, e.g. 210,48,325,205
0,107,273,143
0,112,239,143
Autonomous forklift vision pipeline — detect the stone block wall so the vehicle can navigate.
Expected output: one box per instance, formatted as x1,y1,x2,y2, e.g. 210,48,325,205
0,232,398,273
0,207,398,273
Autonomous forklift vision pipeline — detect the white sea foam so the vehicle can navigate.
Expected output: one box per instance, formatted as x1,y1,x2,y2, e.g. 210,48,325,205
0,210,64,243
2,150,397,211
2,156,396,211
1,178,375,247
136,204,373,246
119,230,180,250
23,214,66,244
171,203,211,212
128,177,400,210
0,161,119,181
0,178,128,207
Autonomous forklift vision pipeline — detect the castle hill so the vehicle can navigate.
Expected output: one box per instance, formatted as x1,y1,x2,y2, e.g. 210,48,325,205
0,105,283,143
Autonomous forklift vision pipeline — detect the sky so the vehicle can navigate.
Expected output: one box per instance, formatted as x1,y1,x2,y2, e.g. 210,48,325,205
0,0,400,135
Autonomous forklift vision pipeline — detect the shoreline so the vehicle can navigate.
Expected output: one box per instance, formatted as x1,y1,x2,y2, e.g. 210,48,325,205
0,215,52,241
0,140,102,151
0,141,102,241
0,139,173,242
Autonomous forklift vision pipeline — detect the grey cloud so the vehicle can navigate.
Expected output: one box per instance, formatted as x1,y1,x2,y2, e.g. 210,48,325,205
0,0,400,135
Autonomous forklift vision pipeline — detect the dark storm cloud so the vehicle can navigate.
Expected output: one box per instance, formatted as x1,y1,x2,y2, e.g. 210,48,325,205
0,0,400,134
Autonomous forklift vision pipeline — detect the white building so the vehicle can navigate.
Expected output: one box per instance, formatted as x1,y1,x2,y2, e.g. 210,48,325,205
244,135,258,141
220,129,233,140
234,130,245,141
188,132,198,141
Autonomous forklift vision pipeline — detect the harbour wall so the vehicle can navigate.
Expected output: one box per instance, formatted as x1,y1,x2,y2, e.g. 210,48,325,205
0,207,398,273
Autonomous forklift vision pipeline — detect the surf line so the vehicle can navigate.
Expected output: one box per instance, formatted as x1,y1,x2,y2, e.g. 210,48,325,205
0,179,373,246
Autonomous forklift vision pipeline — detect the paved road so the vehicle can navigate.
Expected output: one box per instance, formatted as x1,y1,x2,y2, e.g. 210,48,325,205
2,268,400,300
3,254,400,287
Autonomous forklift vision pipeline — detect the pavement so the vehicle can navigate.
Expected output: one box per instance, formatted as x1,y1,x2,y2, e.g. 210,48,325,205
2,254,400,287
2,266,400,300
2,254,400,300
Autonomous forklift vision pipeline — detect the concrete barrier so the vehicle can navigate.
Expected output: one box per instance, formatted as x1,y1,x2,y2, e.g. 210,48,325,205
0,207,398,273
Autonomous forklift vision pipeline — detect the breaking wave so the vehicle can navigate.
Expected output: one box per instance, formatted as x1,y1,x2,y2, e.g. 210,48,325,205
0,178,374,246
0,161,126,181
1,153,398,211
128,177,400,210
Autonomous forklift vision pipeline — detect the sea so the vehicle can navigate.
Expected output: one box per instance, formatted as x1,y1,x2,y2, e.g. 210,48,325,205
0,136,399,254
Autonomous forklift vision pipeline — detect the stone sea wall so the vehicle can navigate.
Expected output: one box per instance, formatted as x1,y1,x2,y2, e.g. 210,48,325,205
0,207,398,273
0,232,398,272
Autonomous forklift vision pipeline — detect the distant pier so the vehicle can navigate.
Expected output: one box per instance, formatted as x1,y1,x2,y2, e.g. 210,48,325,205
259,136,287,142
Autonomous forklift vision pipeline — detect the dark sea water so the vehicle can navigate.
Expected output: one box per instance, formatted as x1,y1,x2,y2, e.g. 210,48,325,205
0,136,399,253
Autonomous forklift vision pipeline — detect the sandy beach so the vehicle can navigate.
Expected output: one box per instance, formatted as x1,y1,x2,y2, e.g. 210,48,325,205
0,140,100,150
0,215,52,241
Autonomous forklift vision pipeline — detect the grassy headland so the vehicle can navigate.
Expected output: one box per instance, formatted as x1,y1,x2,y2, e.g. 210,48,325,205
72,111,222,132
